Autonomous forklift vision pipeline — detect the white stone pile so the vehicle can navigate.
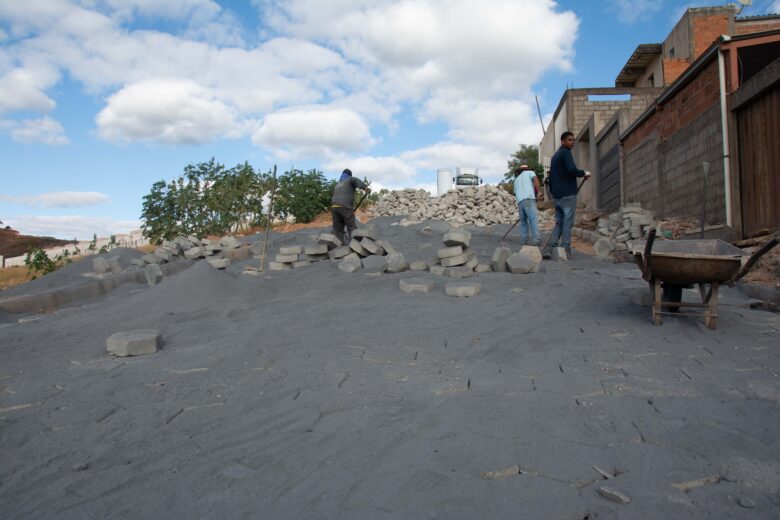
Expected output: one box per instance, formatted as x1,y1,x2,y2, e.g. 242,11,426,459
593,202,657,257
372,186,545,227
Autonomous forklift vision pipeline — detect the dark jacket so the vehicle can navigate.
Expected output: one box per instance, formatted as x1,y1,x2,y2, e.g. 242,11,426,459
549,146,585,199
331,176,367,207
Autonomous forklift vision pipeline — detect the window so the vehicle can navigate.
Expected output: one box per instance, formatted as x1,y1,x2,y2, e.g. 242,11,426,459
669,47,675,58
647,73,654,87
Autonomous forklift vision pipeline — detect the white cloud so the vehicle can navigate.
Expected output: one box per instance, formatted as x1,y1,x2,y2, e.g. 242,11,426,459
253,107,374,158
606,0,663,24
4,116,69,145
0,191,109,207
324,156,416,188
0,69,57,113
772,1,780,13
95,79,240,144
5,215,140,240
400,141,508,183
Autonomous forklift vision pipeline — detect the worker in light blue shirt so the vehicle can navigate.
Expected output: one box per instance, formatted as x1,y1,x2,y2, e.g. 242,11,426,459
513,164,541,246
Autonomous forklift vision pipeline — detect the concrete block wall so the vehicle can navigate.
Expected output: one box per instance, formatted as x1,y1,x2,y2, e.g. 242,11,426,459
736,18,780,35
623,136,660,209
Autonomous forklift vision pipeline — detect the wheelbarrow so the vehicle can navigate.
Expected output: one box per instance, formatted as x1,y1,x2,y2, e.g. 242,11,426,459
630,228,779,329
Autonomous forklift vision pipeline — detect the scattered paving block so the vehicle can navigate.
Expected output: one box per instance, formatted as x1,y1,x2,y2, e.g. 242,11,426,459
269,262,292,271
154,249,173,262
475,263,492,273
328,246,352,260
386,253,407,273
349,239,368,256
275,254,299,263
200,238,212,245
338,253,363,273
362,255,388,274
206,257,230,269
92,257,110,274
184,247,203,259
491,247,511,272
175,236,192,250
141,253,162,265
377,240,397,255
437,245,463,259
144,264,163,286
221,236,240,249
445,282,481,297
106,256,123,274
507,247,541,274
303,253,329,262
107,330,161,357
441,253,469,267
429,265,446,275
317,233,342,249
408,261,429,271
464,256,478,270
130,258,145,267
204,243,222,254
594,238,615,258
279,245,303,255
293,260,312,268
551,247,568,262
304,243,328,255
187,235,202,246
361,238,385,256
443,229,471,247
598,486,631,504
399,278,435,293
352,226,378,241
448,266,475,278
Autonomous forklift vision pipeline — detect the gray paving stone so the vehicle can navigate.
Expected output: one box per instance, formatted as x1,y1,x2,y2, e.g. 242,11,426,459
598,486,631,504
408,261,429,271
386,253,407,273
361,238,385,256
293,260,312,268
441,253,469,267
362,255,387,274
448,266,475,278
377,240,397,255
349,238,368,256
328,246,352,260
475,263,492,273
130,258,145,267
338,253,362,273
317,233,342,249
399,278,435,293
269,261,292,271
154,248,173,261
107,330,161,357
279,245,303,255
443,229,471,247
275,254,299,263
429,264,446,276
491,247,511,272
144,264,163,286
507,247,541,274
437,245,463,259
594,238,615,258
464,256,478,270
184,246,203,259
445,282,481,297
352,227,377,241
304,243,328,255
206,257,230,269
221,236,240,249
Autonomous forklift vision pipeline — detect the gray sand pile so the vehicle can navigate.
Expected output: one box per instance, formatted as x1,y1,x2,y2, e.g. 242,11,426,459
1,216,779,519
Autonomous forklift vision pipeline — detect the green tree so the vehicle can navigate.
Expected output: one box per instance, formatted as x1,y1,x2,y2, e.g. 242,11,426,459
504,144,544,184
273,168,334,223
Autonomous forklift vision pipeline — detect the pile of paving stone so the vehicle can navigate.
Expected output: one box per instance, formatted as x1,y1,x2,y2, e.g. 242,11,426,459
372,186,543,226
592,203,656,257
335,227,408,275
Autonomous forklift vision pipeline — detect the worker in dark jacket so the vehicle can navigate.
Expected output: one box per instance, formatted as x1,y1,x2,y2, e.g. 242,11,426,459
331,168,371,245
545,131,590,257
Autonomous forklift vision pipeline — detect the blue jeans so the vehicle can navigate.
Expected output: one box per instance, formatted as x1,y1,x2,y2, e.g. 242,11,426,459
518,198,539,244
549,195,577,250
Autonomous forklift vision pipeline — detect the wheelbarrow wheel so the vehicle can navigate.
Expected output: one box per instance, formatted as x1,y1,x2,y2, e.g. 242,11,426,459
662,284,683,313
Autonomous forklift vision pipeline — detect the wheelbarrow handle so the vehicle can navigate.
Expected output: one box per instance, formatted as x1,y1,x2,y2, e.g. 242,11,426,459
727,237,779,286
642,227,657,281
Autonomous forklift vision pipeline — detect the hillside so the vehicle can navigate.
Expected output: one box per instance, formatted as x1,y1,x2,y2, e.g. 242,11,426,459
0,227,74,258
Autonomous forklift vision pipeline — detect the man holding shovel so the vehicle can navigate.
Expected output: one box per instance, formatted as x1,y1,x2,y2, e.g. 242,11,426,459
513,164,541,246
331,168,371,245
544,131,590,257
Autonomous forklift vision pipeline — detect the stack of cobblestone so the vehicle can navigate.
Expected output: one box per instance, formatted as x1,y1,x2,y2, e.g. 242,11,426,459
426,229,486,279
267,233,344,271
593,203,657,257
372,186,535,227
336,226,407,275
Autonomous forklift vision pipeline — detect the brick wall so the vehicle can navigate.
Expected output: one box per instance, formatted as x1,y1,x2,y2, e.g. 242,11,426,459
736,19,780,35
691,13,730,58
623,58,726,223
663,58,691,85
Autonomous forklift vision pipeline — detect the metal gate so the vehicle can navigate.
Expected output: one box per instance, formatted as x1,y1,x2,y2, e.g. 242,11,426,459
737,83,780,236
597,122,621,211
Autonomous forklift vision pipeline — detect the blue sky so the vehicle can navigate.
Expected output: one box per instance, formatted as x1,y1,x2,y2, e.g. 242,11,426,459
1,0,778,240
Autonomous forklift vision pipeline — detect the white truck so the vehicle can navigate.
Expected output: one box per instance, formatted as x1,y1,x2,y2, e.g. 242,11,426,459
436,167,483,195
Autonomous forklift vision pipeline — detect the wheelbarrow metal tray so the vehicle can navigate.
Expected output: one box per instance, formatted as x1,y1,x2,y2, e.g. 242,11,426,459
631,239,746,285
